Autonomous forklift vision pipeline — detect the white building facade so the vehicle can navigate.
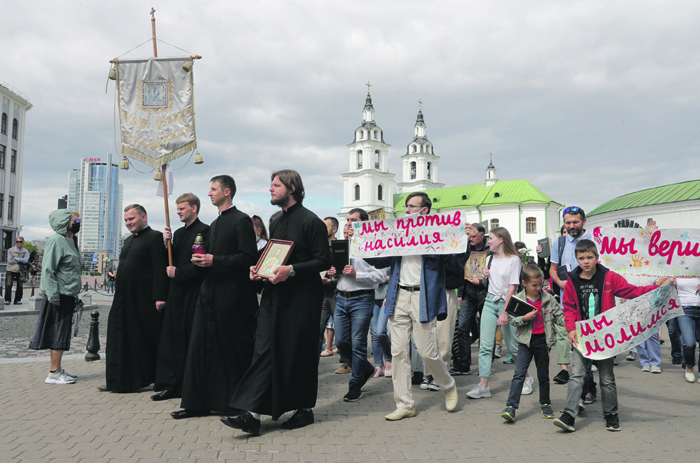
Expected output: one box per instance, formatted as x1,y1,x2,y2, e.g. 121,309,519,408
0,82,31,250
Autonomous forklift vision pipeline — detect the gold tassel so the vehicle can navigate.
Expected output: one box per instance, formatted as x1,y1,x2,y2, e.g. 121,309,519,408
194,151,204,164
108,67,117,80
182,61,193,72
120,156,129,170
154,169,162,181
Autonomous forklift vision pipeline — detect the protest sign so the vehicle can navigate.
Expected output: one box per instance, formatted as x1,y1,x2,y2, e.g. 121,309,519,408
575,284,681,360
594,227,700,278
349,211,468,258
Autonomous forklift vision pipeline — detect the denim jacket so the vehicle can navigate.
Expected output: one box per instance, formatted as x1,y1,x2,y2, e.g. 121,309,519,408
508,289,569,365
367,249,469,323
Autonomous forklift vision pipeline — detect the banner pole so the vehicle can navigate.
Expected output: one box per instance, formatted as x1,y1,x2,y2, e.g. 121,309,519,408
150,7,158,58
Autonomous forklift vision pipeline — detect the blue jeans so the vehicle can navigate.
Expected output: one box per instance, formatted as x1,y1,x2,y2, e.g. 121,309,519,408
107,280,115,294
334,293,375,390
637,331,661,367
477,294,518,379
678,306,700,368
455,291,480,371
370,300,392,366
506,334,550,409
667,318,683,361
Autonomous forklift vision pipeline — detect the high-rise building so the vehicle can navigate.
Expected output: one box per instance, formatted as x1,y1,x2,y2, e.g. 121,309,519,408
67,153,123,270
0,81,31,250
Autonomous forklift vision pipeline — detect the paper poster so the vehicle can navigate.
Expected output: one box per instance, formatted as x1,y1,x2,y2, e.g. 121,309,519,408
594,227,700,278
575,284,681,360
349,211,468,258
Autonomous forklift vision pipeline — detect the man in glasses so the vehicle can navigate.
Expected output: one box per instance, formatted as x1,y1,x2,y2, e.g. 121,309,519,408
5,236,29,305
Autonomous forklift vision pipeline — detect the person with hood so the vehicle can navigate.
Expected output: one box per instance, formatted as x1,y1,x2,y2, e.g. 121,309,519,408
28,209,83,384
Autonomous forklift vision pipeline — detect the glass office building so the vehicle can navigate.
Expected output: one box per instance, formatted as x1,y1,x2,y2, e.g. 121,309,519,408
67,153,123,270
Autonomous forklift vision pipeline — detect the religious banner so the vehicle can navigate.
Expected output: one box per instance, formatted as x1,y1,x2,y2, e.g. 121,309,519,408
349,211,468,258
574,284,681,360
115,57,197,168
593,227,700,278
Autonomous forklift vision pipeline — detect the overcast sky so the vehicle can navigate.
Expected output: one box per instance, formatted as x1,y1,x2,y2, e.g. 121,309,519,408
4,1,700,241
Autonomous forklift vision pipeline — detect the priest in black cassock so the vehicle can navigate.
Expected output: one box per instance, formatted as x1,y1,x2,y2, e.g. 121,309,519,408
151,193,209,401
221,169,331,435
171,175,259,419
100,204,169,393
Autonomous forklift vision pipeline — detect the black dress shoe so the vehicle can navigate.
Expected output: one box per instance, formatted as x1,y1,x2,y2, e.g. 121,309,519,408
171,409,208,420
151,390,178,401
281,409,314,429
220,411,260,435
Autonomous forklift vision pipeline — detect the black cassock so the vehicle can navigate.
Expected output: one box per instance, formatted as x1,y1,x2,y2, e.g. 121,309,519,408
106,226,169,393
154,217,209,395
180,206,259,412
229,202,331,419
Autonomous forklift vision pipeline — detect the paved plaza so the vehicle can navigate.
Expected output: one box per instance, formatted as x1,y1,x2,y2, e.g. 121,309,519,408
1,299,699,462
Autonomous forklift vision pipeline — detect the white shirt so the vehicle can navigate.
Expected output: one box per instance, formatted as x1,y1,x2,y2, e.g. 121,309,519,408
337,257,387,292
487,255,522,300
399,255,422,286
677,278,700,307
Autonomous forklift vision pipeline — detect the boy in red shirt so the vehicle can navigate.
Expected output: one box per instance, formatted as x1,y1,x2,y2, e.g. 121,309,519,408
553,239,672,432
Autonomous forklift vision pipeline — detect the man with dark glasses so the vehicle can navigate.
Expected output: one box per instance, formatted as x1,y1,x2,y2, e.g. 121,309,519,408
5,236,29,305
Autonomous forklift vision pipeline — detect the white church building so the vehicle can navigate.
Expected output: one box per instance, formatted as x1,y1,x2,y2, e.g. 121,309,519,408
339,92,564,251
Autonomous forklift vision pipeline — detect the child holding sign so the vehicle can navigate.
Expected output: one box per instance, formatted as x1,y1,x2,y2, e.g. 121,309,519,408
553,239,673,433
501,264,568,422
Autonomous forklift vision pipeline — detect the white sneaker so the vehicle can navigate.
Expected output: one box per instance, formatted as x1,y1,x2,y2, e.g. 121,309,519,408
61,369,78,380
522,375,534,395
494,345,503,359
45,370,76,384
466,384,491,399
641,365,651,372
626,350,638,361
591,364,598,372
650,366,661,374
685,371,695,383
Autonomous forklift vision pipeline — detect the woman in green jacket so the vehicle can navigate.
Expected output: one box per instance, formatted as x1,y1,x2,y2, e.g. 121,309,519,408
29,209,82,384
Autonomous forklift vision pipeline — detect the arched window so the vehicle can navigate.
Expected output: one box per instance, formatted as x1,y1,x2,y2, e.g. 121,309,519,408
494,192,501,198
357,150,363,169
427,162,431,180
373,130,378,140
375,150,380,169
412,145,417,153
410,161,416,179
490,218,499,229
354,184,360,201
526,217,537,234
0,113,6,135
378,184,383,201
12,119,18,140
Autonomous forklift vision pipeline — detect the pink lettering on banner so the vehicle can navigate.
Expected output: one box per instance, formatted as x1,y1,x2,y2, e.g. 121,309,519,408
593,315,613,331
669,298,679,310
604,334,615,349
600,236,638,256
616,328,632,344
584,339,606,356
580,322,597,337
432,232,444,243
648,231,700,265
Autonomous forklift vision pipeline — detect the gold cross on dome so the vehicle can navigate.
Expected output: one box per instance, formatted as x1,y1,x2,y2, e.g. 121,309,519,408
418,99,422,110
366,81,371,93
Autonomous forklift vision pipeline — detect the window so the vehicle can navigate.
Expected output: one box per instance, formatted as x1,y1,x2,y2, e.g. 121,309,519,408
378,184,383,201
410,161,416,179
373,130,378,140
375,150,380,169
12,119,18,140
427,162,431,180
357,150,363,169
0,194,3,218
0,145,4,169
494,192,500,198
354,184,360,201
490,218,499,229
412,144,417,153
10,149,16,173
526,217,537,234
8,196,13,220
1,113,6,134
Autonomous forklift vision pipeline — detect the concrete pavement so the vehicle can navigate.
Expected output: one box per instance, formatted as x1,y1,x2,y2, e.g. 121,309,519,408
1,338,699,462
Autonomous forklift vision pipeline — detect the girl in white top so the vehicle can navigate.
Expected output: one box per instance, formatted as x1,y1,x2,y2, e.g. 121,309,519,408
677,277,700,382
467,227,527,399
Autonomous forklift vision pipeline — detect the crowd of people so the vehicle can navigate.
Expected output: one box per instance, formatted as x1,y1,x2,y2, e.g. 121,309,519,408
27,175,699,435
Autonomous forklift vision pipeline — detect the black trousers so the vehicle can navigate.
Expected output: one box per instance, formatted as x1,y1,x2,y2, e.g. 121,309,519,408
5,271,23,303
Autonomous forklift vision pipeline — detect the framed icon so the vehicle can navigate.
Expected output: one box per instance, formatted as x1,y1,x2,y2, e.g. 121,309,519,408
254,239,295,279
464,251,488,280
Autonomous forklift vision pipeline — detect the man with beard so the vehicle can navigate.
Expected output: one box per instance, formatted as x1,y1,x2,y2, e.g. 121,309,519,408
550,207,591,386
221,169,331,435
171,175,259,419
100,205,168,393
151,193,209,401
